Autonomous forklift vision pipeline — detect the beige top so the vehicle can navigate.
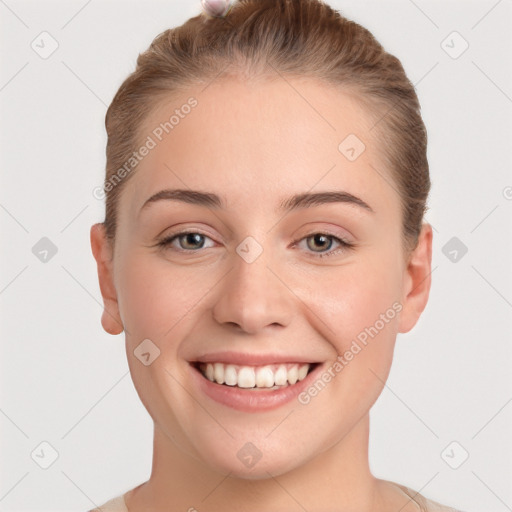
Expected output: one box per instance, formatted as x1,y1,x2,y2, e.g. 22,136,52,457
394,482,464,511
88,483,464,511
89,494,128,512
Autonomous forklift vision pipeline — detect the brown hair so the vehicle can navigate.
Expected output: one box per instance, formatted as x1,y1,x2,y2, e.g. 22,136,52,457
103,0,430,252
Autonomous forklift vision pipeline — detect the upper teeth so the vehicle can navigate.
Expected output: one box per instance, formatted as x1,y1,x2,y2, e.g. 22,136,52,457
200,362,311,388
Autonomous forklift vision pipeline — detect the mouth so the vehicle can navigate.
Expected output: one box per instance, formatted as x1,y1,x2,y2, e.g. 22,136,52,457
192,361,318,390
188,358,322,412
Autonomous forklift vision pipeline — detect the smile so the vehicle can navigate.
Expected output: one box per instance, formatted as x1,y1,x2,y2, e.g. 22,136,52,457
189,357,322,412
198,362,312,389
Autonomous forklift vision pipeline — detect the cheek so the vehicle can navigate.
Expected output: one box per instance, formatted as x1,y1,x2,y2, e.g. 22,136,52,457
300,248,403,409
299,266,401,426
308,258,403,348
115,251,219,342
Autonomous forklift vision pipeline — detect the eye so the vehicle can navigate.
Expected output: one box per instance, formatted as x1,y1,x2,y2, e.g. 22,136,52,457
154,230,354,258
294,232,354,259
156,231,215,252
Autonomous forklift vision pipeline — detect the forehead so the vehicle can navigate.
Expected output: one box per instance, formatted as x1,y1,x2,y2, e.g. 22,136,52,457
120,76,399,219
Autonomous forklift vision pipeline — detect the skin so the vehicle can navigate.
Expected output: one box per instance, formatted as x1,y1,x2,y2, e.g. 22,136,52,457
91,75,433,511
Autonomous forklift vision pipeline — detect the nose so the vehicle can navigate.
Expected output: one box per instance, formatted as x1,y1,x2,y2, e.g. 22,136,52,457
211,243,294,334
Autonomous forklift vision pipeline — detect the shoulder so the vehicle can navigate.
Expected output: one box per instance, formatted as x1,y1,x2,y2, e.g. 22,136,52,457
392,481,465,512
87,493,129,512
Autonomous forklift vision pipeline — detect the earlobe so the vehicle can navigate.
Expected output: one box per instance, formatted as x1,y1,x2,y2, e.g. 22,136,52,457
398,223,433,334
90,223,124,335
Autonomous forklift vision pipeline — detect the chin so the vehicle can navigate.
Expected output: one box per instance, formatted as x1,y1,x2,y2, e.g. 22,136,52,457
188,433,307,480
205,452,301,480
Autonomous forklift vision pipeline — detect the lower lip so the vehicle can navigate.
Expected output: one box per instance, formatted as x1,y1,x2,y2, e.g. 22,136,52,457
188,362,323,412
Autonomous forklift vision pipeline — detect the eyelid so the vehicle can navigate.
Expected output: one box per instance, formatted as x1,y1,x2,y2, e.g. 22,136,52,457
155,229,217,250
294,222,355,242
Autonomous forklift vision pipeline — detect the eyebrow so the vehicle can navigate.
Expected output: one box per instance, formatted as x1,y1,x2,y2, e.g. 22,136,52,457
139,188,374,216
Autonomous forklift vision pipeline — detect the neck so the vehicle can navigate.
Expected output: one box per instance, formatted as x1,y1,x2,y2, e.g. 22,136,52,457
126,413,381,511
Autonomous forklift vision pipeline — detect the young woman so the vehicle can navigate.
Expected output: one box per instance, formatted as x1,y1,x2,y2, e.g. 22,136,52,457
89,0,465,510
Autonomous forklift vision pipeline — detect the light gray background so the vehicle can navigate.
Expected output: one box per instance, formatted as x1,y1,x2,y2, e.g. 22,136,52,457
1,0,511,510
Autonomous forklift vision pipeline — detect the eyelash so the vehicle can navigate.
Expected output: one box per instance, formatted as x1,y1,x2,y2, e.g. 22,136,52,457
155,230,355,259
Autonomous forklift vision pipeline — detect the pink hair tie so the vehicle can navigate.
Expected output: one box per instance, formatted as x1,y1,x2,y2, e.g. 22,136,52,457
201,0,233,17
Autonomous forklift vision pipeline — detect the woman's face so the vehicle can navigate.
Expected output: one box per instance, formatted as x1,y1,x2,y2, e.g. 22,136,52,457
92,76,431,478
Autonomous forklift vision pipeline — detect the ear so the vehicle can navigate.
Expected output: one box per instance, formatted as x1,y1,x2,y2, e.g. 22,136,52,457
90,223,124,335
398,223,433,334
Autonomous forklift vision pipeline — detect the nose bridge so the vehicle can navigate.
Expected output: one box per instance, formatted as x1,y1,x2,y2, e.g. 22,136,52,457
212,233,294,333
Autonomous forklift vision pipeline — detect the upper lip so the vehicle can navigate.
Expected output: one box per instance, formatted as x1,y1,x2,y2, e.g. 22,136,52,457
190,351,321,366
